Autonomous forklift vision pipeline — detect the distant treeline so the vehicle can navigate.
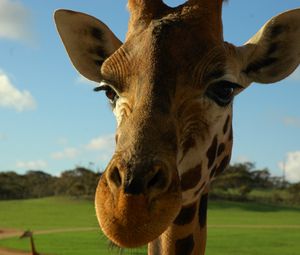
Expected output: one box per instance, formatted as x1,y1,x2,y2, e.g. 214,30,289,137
210,162,300,205
0,163,299,205
0,167,101,200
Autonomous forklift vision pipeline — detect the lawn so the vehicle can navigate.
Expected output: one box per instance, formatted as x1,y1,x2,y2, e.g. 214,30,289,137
0,197,299,255
0,197,98,230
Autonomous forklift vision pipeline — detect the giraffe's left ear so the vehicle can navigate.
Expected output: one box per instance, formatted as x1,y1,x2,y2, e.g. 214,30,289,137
238,9,300,84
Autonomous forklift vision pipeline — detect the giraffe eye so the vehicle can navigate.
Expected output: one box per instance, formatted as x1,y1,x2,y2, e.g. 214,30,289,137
104,86,118,103
94,82,119,106
206,81,241,107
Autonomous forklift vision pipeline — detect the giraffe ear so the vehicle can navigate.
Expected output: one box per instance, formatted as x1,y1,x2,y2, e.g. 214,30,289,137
54,9,122,82
238,9,300,84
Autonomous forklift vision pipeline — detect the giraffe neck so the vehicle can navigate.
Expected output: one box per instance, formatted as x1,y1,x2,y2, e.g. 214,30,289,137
30,236,38,255
148,193,208,255
147,110,233,255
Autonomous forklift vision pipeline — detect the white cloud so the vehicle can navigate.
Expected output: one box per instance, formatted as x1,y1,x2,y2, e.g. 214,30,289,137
0,0,33,41
288,66,300,81
75,74,98,86
0,133,7,141
49,134,114,166
86,134,115,166
279,151,300,183
0,71,36,111
16,160,48,170
51,147,80,160
282,116,300,128
86,134,115,151
234,155,251,163
56,137,68,146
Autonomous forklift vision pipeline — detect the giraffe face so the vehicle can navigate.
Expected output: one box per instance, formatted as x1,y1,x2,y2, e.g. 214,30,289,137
55,2,300,250
93,16,238,247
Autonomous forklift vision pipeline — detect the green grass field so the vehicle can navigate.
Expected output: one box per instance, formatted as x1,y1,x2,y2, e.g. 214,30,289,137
0,197,299,255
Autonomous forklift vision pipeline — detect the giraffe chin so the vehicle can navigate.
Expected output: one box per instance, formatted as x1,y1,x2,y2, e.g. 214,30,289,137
95,175,182,248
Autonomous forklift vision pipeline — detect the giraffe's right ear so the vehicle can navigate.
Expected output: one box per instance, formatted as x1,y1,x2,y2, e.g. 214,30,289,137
237,8,300,85
54,10,122,82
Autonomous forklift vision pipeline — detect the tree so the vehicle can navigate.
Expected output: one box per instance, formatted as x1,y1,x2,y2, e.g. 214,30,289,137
24,171,56,198
55,167,101,197
210,162,255,200
288,182,300,204
250,168,272,189
0,172,27,199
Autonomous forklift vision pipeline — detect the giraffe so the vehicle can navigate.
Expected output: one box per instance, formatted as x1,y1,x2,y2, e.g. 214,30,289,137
54,1,300,254
20,230,40,255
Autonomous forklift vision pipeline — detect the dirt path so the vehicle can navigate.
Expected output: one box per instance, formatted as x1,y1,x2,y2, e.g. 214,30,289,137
0,227,98,240
0,247,30,255
0,229,24,240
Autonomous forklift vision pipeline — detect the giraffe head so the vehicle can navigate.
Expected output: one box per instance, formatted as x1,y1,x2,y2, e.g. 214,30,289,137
19,230,33,239
55,0,300,249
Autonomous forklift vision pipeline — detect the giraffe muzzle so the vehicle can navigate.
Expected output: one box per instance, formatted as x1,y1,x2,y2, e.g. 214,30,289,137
95,156,182,248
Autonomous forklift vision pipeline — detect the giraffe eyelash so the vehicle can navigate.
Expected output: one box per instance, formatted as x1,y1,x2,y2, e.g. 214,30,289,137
94,81,120,106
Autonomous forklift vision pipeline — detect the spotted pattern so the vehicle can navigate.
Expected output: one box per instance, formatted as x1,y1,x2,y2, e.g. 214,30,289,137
206,136,218,169
174,203,197,226
215,155,231,175
199,193,208,228
217,143,225,157
223,115,230,134
181,164,202,191
175,235,194,255
182,137,196,158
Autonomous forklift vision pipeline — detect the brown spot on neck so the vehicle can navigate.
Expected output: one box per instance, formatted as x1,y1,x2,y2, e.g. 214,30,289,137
174,203,197,226
217,143,226,156
175,234,194,255
223,115,230,134
181,164,202,191
206,136,218,169
199,193,208,228
215,155,231,176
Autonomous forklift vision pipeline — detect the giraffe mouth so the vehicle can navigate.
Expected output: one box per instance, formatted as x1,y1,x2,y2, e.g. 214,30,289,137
95,172,182,248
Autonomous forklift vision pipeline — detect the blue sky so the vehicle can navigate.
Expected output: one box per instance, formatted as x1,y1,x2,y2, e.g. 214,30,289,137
0,0,299,181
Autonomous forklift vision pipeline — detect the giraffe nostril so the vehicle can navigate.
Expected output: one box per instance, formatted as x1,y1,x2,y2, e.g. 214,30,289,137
109,166,122,188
